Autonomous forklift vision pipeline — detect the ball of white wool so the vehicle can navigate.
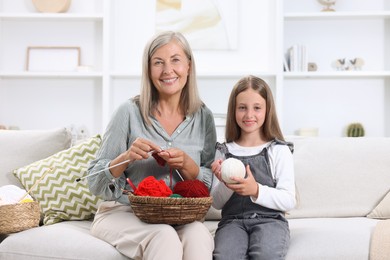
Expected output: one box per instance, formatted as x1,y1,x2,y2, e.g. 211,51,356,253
221,158,246,184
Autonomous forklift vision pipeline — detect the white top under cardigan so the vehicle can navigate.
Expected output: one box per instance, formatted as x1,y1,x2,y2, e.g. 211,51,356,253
211,141,296,212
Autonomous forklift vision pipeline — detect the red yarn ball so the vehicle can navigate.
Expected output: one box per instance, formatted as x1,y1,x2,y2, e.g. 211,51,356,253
134,176,172,197
173,180,210,198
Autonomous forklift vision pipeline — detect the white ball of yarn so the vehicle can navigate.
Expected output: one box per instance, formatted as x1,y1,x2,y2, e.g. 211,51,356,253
221,158,246,184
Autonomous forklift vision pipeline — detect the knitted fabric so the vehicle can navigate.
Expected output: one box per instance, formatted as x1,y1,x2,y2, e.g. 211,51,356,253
152,152,166,166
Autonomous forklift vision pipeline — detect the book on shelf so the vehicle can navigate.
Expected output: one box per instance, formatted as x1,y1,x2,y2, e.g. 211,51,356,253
283,55,290,72
287,44,308,72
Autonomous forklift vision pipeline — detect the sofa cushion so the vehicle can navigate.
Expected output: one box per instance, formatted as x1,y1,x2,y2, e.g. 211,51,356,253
203,217,378,260
0,128,72,188
367,191,390,219
286,137,390,218
13,135,103,225
286,217,379,260
0,221,128,260
205,206,221,221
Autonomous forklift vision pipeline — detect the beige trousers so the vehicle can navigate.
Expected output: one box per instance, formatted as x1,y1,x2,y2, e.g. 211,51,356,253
91,201,214,260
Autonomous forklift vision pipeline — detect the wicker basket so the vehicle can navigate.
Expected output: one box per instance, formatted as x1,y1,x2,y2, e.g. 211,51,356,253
129,194,212,225
0,201,40,234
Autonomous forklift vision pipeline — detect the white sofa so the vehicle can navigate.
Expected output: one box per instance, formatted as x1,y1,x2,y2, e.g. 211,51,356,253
1,128,389,260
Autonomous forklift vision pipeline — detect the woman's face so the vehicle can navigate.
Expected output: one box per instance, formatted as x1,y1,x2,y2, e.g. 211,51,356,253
235,88,266,137
150,40,190,98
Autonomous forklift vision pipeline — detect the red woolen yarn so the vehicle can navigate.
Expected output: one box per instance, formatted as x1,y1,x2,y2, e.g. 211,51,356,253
134,176,172,197
173,180,210,198
152,152,166,167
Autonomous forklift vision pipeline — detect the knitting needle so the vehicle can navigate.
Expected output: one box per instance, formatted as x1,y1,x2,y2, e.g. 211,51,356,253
126,177,137,192
76,159,131,182
76,148,163,182
77,149,164,182
175,169,184,181
19,167,53,202
77,149,183,182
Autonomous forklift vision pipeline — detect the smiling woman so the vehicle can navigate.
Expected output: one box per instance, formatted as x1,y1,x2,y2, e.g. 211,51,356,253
87,31,217,260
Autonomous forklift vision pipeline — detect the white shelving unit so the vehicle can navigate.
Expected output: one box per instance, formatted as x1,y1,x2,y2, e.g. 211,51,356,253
0,0,105,135
282,0,390,137
0,0,389,138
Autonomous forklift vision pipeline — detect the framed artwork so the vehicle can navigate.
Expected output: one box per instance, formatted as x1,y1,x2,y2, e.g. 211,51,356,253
155,0,239,50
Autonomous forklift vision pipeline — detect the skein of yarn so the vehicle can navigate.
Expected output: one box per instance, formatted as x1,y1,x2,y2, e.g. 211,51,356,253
134,176,172,197
221,158,246,184
173,180,209,198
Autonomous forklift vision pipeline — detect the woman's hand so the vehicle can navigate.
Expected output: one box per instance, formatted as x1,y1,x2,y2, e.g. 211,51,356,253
157,148,199,179
126,137,162,162
109,138,161,178
226,165,259,198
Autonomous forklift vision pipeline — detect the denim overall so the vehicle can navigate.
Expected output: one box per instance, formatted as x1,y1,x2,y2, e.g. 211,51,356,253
213,139,293,260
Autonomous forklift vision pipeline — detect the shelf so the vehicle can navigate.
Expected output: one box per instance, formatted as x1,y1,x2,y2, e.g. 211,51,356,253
284,71,390,79
284,11,390,20
0,13,103,21
110,71,277,79
197,71,277,79
0,71,102,79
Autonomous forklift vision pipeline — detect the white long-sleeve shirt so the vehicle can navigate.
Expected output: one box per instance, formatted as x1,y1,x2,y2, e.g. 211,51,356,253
211,141,296,212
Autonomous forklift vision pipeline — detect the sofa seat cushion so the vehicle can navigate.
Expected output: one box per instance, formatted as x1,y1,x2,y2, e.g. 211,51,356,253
203,220,219,237
0,221,128,260
203,217,378,260
286,217,378,260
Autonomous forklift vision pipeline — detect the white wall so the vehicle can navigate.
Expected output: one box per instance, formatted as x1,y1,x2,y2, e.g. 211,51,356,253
109,0,276,75
0,0,388,138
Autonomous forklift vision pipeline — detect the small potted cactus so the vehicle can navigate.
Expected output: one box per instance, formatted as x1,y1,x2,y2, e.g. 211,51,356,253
347,123,365,137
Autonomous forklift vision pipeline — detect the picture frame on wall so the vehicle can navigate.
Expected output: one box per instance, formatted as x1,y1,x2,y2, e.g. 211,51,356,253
26,46,81,72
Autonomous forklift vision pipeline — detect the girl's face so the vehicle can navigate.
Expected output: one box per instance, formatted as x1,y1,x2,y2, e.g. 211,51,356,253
150,41,190,98
235,88,266,137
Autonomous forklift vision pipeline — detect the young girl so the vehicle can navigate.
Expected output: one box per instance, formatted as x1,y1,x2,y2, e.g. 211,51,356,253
211,75,296,260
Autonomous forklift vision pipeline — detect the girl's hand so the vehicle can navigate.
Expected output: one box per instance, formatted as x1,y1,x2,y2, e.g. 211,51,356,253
211,159,223,182
226,165,259,198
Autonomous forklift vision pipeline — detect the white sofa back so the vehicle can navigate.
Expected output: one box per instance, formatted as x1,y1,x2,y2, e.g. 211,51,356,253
0,128,72,188
286,137,390,219
1,129,389,221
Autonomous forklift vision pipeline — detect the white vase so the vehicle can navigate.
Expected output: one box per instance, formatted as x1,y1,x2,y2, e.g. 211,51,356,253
32,0,71,13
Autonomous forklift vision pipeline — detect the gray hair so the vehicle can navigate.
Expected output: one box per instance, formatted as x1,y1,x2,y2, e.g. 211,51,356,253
135,31,203,125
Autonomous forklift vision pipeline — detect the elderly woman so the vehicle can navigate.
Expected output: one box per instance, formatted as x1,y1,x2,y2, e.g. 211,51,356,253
87,31,216,260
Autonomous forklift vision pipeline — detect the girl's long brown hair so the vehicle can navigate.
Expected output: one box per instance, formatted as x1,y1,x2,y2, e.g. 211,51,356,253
225,75,285,143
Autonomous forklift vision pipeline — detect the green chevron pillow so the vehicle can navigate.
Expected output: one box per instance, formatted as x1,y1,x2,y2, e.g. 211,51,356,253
14,135,103,225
